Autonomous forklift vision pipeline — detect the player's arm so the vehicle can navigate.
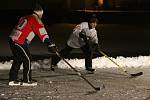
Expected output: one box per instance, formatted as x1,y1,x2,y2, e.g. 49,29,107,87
31,16,56,52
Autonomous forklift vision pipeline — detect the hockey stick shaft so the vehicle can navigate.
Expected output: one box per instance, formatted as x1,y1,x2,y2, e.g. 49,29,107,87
98,50,130,76
55,51,100,91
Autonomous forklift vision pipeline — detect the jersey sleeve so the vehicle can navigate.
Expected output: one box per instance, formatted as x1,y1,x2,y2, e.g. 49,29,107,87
29,15,52,43
90,30,98,44
72,24,82,38
72,22,87,38
82,28,98,44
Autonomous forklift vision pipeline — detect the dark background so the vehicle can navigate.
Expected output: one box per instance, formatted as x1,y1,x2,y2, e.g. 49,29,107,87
1,0,150,61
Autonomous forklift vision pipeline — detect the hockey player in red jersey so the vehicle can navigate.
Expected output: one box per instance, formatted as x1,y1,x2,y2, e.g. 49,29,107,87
8,4,56,86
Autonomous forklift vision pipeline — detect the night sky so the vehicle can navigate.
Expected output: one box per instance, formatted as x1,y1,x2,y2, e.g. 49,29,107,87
1,0,150,60
1,0,150,10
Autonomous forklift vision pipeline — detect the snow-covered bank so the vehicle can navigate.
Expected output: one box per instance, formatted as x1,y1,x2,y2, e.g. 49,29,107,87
1,55,150,70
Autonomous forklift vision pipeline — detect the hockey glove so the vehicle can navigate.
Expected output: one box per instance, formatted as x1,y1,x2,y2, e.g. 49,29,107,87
79,31,89,42
48,43,57,53
44,37,57,53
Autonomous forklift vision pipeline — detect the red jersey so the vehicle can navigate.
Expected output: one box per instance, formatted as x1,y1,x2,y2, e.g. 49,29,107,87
9,14,50,45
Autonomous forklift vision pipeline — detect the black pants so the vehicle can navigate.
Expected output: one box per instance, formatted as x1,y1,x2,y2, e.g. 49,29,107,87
8,38,32,82
52,43,93,70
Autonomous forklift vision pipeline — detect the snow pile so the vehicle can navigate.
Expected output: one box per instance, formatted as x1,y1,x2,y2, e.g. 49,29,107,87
1,55,150,70
58,56,150,69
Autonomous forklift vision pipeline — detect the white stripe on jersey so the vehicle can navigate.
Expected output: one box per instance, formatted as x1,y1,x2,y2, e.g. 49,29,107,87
27,32,35,43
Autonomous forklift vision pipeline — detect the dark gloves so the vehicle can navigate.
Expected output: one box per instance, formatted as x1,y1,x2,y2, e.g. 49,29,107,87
48,43,57,53
79,30,89,42
44,38,57,53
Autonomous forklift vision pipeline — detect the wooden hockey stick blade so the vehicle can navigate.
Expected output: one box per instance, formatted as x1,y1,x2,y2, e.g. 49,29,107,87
130,72,143,78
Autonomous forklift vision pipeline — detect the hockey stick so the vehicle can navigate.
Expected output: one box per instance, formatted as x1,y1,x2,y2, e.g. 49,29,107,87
98,50,143,78
55,51,101,91
79,31,142,77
